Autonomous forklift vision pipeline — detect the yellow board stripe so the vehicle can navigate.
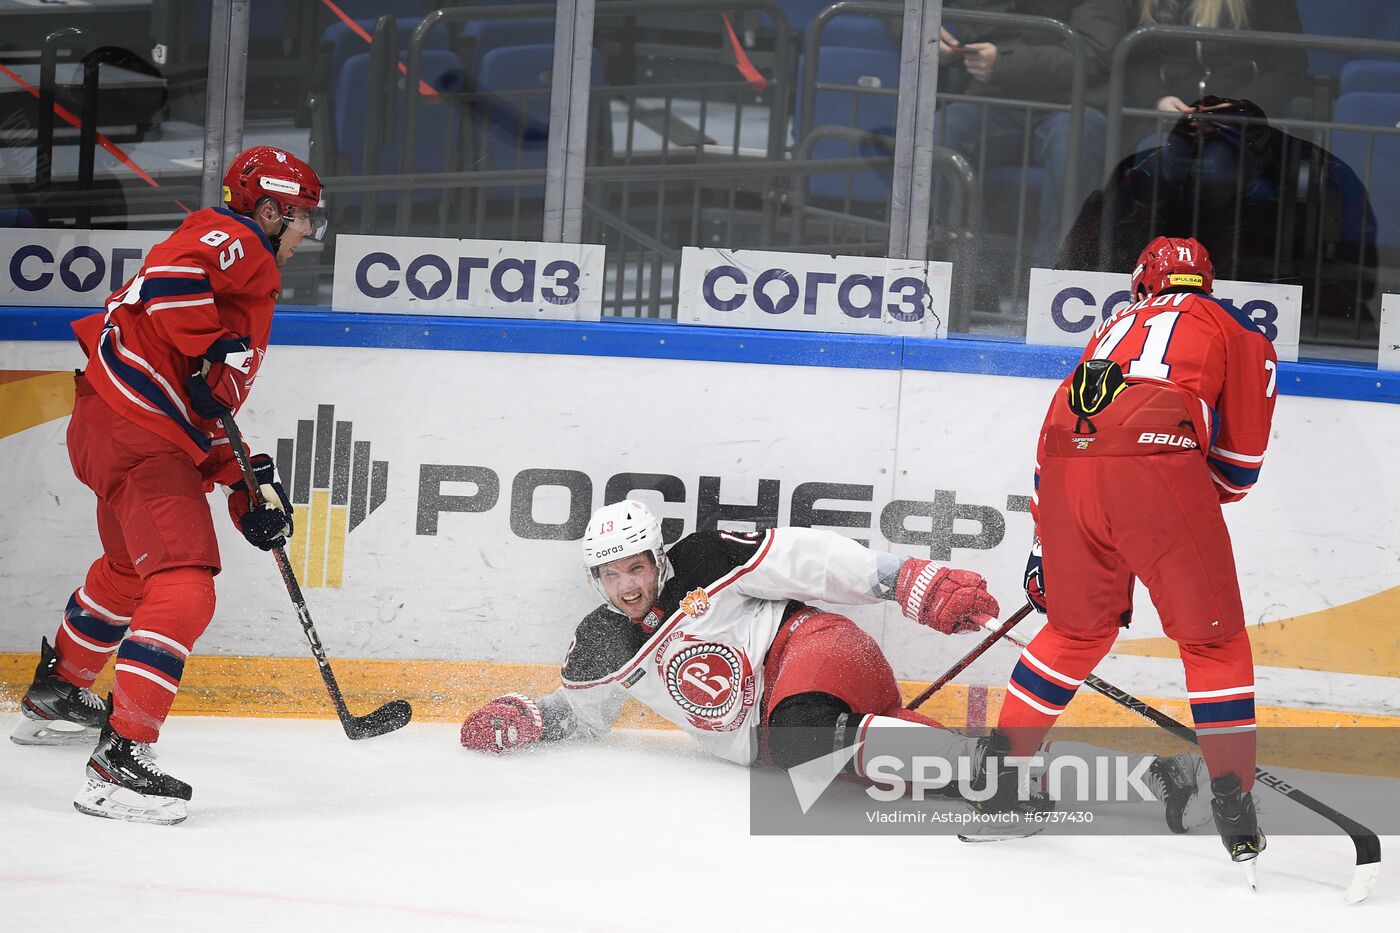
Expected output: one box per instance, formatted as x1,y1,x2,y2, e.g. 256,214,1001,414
306,490,330,587
1115,583,1400,677
0,371,77,440
2,654,1395,774
325,505,348,589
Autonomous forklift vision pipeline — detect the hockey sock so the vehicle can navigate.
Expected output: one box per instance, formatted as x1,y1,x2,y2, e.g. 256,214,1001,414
996,625,1117,756
845,714,983,795
110,567,216,743
53,557,141,687
1179,629,1256,792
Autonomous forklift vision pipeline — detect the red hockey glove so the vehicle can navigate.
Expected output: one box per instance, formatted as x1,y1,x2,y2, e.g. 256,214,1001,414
188,335,255,419
461,694,543,754
227,453,293,551
895,559,998,634
1024,538,1047,613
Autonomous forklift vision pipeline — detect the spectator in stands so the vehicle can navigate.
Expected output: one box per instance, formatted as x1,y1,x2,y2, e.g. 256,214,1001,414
935,0,1129,265
1126,0,1308,143
1058,96,1378,331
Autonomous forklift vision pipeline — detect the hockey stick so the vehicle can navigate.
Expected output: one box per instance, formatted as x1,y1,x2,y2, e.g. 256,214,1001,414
220,413,412,741
906,602,1035,711
988,621,1380,904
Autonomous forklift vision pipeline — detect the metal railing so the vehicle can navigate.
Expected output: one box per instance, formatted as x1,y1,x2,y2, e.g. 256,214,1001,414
1101,25,1400,347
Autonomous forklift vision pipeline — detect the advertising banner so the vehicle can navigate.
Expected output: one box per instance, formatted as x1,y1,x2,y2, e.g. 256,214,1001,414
331,234,606,320
676,246,951,337
1026,268,1303,361
0,229,165,307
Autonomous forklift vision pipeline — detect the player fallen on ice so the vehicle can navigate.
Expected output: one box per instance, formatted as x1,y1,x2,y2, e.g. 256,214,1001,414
461,502,1210,824
10,147,325,826
998,236,1276,866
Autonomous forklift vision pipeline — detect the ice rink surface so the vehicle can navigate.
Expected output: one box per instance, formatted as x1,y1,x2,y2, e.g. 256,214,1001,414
0,714,1394,932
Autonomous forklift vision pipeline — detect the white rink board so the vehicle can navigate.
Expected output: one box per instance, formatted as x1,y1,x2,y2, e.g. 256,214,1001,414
2,341,1398,711
1382,293,1400,372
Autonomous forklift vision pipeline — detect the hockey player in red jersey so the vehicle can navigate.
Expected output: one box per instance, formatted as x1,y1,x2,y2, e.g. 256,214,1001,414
10,146,325,825
997,236,1277,863
460,500,1028,799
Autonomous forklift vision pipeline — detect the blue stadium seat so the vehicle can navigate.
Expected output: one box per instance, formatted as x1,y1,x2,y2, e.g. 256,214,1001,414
473,43,601,200
461,18,555,68
334,49,466,203
1339,59,1400,94
320,17,451,102
1329,91,1400,248
1297,0,1400,79
795,15,901,204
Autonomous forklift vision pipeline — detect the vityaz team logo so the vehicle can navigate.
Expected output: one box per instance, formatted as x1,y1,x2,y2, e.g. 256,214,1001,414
679,587,711,619
664,638,755,732
275,404,388,589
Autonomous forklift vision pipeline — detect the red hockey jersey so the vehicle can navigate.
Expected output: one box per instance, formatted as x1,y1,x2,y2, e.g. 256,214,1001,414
1035,290,1279,512
71,208,280,470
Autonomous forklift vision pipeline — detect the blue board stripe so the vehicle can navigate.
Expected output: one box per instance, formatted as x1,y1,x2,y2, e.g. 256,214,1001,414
4,306,1398,405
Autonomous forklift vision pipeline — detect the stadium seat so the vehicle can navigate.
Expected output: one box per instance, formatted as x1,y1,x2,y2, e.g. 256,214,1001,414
795,15,901,205
473,43,602,200
333,49,466,203
1339,59,1400,95
1297,0,1400,79
1329,91,1400,248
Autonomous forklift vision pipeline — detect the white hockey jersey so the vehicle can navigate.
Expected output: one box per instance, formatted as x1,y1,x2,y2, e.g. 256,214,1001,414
537,527,900,765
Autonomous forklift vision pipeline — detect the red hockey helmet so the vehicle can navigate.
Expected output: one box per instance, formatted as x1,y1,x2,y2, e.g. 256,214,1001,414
222,146,326,239
1129,236,1214,299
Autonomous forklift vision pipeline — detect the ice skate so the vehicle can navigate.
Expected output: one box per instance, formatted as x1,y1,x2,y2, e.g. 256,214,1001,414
10,638,108,746
1146,752,1211,834
959,730,1053,843
74,716,192,826
1210,773,1266,890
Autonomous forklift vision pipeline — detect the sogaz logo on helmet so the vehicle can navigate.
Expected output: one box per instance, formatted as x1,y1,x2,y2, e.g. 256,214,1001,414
276,403,389,589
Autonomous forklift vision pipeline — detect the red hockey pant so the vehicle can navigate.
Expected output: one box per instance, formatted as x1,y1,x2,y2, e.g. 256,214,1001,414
999,452,1256,789
763,610,939,728
54,382,221,742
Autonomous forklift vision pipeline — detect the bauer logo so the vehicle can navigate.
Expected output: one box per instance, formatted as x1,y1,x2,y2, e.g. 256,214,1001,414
1025,268,1302,362
1,229,164,307
274,404,388,589
331,234,605,321
675,246,951,337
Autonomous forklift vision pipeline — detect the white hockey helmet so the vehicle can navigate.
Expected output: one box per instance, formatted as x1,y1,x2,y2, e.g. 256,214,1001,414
582,500,671,608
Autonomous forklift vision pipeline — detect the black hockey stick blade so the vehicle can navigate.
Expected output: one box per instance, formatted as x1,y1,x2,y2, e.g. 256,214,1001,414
346,699,413,740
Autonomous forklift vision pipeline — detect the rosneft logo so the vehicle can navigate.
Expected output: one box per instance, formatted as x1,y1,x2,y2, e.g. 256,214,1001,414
274,404,387,589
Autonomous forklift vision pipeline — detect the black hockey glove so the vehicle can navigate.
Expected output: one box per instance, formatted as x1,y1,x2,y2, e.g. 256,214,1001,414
227,453,293,551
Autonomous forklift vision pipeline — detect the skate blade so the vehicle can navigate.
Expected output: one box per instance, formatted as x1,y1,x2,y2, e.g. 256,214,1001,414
73,779,187,826
1240,857,1259,892
10,716,101,747
957,824,1046,843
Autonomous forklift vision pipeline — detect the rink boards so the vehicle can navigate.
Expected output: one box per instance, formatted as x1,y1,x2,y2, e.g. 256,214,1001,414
1,308,1397,723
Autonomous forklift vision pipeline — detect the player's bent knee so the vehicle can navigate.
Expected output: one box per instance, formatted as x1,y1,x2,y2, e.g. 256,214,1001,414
766,692,851,770
139,566,217,646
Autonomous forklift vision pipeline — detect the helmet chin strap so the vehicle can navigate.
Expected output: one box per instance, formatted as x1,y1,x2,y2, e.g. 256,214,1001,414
268,217,288,253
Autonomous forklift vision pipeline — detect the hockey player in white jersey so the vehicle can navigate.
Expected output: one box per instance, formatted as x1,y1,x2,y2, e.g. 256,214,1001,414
461,501,1212,828
461,500,1011,780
